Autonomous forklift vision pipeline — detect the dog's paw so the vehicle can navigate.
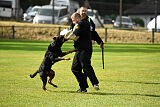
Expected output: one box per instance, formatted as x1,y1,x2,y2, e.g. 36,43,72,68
30,74,33,78
44,89,49,92
53,84,58,88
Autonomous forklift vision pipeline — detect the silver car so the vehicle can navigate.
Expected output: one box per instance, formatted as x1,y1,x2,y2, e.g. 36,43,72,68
113,16,134,29
33,5,69,24
23,6,41,22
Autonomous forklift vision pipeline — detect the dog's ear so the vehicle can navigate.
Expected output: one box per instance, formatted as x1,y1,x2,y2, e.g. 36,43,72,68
53,37,57,40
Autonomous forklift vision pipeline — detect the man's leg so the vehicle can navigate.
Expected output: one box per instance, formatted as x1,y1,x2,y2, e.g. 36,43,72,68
79,50,99,87
71,52,88,91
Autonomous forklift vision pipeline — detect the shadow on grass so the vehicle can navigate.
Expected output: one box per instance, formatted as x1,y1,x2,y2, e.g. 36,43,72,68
0,40,160,53
0,42,74,52
93,43,160,53
48,90,160,98
116,81,160,85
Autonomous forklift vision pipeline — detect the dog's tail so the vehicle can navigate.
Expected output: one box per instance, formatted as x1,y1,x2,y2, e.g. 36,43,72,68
30,70,39,78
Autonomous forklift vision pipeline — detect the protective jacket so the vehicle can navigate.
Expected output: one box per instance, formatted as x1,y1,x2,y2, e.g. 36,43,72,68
70,16,103,45
71,18,92,50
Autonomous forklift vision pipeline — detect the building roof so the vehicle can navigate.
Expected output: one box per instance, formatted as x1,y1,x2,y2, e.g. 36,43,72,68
124,0,160,15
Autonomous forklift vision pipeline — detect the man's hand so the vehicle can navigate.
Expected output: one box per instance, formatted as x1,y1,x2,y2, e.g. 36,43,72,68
99,42,104,49
92,40,95,44
61,58,71,60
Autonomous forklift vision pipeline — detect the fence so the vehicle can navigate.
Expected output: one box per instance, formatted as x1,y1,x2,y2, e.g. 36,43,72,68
0,25,160,43
101,28,160,43
0,25,68,41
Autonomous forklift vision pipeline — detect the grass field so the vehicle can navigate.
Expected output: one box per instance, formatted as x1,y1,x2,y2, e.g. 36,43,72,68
0,39,160,107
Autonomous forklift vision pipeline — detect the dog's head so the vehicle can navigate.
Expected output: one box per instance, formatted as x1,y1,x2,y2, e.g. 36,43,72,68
52,35,66,47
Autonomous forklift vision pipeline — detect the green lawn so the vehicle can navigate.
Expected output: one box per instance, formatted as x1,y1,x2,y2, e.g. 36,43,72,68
0,39,160,107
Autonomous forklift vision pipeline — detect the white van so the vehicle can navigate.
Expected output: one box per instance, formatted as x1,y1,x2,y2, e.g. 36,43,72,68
50,0,79,17
33,5,69,24
147,15,160,32
0,0,12,18
0,0,22,19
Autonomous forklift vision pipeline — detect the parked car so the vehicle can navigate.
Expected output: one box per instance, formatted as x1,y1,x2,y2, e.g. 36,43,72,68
147,15,160,32
50,0,79,23
0,0,23,19
23,6,32,21
104,18,113,24
0,0,12,18
50,0,79,17
23,6,41,22
33,5,69,24
113,16,134,29
87,9,104,27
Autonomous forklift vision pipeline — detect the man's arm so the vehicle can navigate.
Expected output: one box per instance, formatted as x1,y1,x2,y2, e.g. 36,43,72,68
92,31,103,44
90,18,96,31
89,17,104,49
64,24,80,41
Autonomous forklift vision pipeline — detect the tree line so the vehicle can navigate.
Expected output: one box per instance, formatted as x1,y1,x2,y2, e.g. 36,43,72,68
20,0,50,12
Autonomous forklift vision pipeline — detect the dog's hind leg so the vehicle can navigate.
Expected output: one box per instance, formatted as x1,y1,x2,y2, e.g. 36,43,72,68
48,70,57,87
40,75,48,91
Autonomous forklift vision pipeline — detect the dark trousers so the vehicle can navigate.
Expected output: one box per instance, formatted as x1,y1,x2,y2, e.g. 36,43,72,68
71,49,99,89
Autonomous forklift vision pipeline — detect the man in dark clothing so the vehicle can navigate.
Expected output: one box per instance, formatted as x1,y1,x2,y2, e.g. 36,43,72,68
79,6,104,48
70,12,100,92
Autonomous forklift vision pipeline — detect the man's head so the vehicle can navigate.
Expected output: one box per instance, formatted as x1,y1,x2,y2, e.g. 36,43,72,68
79,6,87,19
71,12,81,24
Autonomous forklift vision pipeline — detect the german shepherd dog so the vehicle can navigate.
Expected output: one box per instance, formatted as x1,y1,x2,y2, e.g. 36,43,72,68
30,35,76,91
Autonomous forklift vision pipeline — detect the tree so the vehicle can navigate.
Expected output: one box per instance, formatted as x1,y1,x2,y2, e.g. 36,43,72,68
20,0,50,12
